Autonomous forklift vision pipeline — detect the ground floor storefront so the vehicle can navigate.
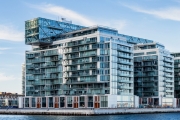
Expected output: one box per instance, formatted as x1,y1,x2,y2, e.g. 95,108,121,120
139,97,176,107
19,95,139,108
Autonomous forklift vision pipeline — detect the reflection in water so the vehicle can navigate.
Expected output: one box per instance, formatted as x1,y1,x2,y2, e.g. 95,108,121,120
0,113,180,120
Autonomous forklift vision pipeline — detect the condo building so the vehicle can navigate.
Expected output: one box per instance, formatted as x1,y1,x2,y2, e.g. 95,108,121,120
134,42,175,107
171,53,180,98
0,92,24,108
22,63,25,95
19,17,159,109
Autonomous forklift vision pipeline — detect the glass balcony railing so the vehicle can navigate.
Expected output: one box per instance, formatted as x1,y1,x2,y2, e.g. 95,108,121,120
117,60,133,65
163,79,173,82
118,74,133,77
119,67,133,71
164,58,173,62
163,74,173,77
118,54,133,59
117,86,133,89
163,69,173,72
117,47,132,53
164,63,173,67
118,80,133,83
163,84,174,87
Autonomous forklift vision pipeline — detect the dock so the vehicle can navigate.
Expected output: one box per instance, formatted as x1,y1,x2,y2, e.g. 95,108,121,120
0,108,180,116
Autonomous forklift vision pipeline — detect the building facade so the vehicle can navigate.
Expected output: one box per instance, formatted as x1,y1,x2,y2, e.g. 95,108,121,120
171,53,180,98
134,43,175,107
22,63,25,95
20,17,150,108
0,92,24,108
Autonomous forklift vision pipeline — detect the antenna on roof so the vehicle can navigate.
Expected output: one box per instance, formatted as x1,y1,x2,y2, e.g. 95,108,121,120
61,17,72,24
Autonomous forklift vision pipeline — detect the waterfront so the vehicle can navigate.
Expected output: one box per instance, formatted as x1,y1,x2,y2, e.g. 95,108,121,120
0,113,180,120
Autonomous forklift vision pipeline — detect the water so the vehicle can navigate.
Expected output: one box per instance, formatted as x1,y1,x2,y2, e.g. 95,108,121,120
0,113,180,120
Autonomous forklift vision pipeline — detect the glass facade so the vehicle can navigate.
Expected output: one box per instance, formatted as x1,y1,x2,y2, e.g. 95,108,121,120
134,43,174,105
171,53,180,98
24,17,157,108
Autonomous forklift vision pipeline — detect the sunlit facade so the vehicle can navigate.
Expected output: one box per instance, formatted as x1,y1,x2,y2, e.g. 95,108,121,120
20,17,145,108
134,43,175,107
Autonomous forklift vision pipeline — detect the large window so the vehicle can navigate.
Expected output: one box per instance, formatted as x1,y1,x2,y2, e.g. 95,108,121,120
25,98,29,107
67,97,72,107
42,97,46,107
60,97,65,107
101,96,108,107
32,98,36,107
49,97,53,107
79,96,85,107
88,96,93,107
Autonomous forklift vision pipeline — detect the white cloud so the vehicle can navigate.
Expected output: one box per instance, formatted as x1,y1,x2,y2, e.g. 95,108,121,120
0,73,19,81
31,3,127,30
123,4,180,21
0,47,11,54
0,47,11,50
0,25,24,41
33,3,95,26
101,20,127,31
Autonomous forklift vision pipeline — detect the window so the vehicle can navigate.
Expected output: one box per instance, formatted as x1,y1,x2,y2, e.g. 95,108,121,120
147,51,156,55
67,97,72,107
101,96,108,107
88,96,93,107
49,97,53,107
134,52,144,56
42,97,46,107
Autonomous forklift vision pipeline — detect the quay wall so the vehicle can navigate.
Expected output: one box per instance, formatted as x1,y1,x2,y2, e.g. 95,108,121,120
0,108,180,116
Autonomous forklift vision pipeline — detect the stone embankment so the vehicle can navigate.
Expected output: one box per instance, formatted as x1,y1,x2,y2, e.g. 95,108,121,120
0,108,180,116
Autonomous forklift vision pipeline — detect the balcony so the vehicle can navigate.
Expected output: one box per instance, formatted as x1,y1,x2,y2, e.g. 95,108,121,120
117,92,133,95
117,86,133,89
164,95,173,97
40,76,59,79
117,61,133,65
118,54,133,59
164,58,173,63
163,89,173,92
118,74,133,77
163,79,173,83
163,84,174,87
26,71,45,75
164,63,173,68
80,66,97,70
118,80,133,83
118,67,133,71
163,74,173,77
43,52,58,56
117,47,132,53
163,69,173,72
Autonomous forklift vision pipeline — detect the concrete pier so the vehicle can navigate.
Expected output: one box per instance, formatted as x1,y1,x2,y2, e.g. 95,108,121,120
0,108,180,116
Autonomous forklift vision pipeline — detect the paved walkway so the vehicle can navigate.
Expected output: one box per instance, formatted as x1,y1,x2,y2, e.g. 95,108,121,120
0,108,180,115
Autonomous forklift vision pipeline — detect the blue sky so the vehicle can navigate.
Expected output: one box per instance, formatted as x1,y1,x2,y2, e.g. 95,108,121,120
1,0,180,93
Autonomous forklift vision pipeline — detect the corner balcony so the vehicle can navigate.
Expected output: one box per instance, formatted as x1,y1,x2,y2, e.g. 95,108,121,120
163,89,174,92
163,84,174,87
163,58,173,63
163,63,173,68
163,79,173,83
163,69,173,72
163,74,173,77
